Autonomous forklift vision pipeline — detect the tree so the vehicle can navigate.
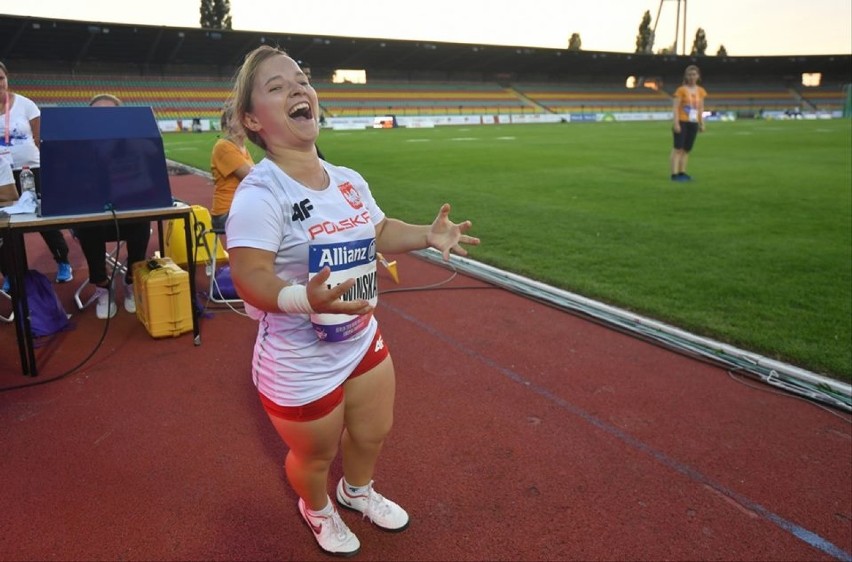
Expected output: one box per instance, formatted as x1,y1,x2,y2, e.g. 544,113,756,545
716,44,728,57
200,0,232,30
690,28,708,56
635,10,654,54
568,33,582,51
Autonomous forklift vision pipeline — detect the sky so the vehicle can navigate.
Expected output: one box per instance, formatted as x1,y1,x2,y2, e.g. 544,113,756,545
0,0,850,57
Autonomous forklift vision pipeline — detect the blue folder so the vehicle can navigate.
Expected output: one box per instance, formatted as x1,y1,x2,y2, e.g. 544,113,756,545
39,106,173,217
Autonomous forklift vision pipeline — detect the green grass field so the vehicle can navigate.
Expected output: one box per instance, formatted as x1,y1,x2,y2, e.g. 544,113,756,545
163,119,852,379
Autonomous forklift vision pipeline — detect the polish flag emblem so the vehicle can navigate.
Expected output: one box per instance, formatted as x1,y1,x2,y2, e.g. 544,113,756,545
338,182,363,210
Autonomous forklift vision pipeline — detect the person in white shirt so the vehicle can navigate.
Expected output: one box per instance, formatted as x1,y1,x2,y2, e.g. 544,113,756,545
0,61,73,290
226,45,479,557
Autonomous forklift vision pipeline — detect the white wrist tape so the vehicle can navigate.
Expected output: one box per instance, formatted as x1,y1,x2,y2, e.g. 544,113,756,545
277,285,314,314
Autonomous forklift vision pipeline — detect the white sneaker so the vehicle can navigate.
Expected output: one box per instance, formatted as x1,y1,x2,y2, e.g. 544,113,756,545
94,286,117,319
123,280,136,313
298,497,360,557
336,479,410,532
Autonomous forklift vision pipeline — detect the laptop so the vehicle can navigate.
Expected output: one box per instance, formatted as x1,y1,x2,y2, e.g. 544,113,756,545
39,106,173,217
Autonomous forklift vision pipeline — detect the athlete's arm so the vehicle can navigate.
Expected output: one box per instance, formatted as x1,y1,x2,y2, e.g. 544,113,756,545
375,203,479,261
672,94,681,132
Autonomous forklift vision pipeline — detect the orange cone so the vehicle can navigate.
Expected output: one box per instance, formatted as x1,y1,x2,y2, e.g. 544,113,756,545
377,252,399,284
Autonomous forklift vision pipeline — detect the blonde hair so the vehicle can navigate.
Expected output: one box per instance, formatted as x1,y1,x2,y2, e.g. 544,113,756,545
219,100,246,139
220,101,234,131
88,93,122,106
231,45,289,150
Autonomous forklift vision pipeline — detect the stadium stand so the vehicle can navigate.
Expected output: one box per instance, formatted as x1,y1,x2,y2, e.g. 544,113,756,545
1,14,849,122
14,73,848,123
796,83,849,112
700,83,803,113
314,80,532,116
514,82,671,114
14,74,232,121
18,70,843,123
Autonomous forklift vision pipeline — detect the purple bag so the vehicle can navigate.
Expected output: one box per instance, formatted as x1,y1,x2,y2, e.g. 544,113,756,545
212,266,239,300
24,269,71,338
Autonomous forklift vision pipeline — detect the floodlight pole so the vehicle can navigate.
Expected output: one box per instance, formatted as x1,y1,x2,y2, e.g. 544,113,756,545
653,0,688,56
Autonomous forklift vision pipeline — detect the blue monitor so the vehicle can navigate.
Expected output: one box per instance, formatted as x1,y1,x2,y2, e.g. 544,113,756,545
39,106,173,217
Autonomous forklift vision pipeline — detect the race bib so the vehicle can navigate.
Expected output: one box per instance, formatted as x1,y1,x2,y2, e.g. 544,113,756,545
308,238,378,342
688,108,699,122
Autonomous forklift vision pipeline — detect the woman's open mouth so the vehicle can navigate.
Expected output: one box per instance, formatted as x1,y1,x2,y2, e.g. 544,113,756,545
288,102,314,121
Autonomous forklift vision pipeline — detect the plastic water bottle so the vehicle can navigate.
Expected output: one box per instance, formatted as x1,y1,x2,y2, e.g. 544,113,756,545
19,166,35,195
19,166,40,215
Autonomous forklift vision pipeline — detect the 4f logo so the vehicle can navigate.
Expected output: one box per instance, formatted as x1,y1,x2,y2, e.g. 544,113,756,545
292,198,314,222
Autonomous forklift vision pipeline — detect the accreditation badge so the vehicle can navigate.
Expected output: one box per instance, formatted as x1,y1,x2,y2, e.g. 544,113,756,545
308,238,378,342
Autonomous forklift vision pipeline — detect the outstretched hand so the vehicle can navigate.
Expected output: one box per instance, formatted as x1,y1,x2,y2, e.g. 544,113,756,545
306,267,373,315
427,203,480,261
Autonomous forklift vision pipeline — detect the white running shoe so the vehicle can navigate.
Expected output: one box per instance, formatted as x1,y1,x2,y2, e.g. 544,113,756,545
94,286,117,319
336,479,410,532
123,280,136,313
298,498,360,557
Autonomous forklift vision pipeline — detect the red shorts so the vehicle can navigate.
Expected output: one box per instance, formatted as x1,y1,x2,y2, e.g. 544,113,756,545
259,329,389,422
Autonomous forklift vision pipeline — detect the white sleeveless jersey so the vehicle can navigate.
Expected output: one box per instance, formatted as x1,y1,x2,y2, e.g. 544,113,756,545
226,158,385,407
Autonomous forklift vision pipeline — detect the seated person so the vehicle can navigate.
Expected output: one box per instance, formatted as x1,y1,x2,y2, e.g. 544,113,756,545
74,94,151,319
1,60,73,289
210,102,254,231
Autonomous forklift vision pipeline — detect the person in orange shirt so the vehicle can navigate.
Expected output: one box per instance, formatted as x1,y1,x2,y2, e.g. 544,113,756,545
210,102,254,231
670,65,707,182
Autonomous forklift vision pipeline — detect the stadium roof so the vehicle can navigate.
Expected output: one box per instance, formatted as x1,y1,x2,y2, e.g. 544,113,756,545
1,14,850,83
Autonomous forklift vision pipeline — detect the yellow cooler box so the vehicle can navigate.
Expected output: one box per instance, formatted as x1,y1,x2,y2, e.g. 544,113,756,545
132,257,193,338
162,204,228,266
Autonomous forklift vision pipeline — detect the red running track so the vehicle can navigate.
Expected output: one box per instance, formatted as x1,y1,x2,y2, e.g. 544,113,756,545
0,172,849,561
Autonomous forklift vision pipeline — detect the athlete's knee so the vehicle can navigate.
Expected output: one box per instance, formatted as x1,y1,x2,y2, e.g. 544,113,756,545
347,415,394,448
287,447,338,472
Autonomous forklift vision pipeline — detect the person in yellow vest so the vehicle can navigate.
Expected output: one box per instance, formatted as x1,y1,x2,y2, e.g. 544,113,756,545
670,65,707,182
